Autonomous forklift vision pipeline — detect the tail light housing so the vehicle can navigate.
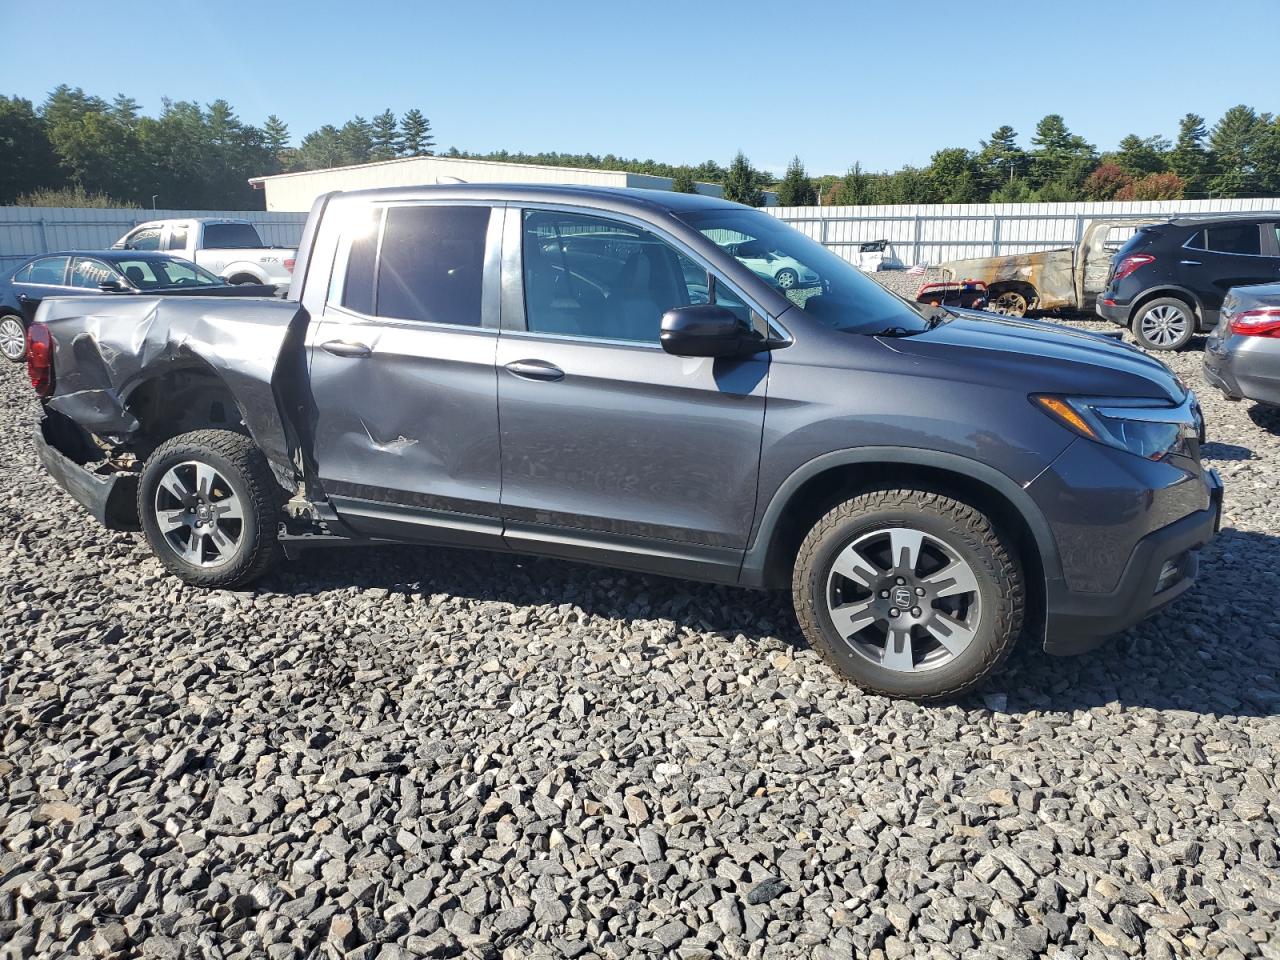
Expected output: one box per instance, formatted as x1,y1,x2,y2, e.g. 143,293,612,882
284,258,296,273
26,322,54,397
1112,254,1154,282
1229,307,1280,338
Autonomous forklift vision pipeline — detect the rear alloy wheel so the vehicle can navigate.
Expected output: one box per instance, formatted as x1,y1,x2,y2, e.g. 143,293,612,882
138,429,282,588
792,489,1024,700
1134,298,1194,351
0,315,26,362
989,289,1029,317
775,268,799,290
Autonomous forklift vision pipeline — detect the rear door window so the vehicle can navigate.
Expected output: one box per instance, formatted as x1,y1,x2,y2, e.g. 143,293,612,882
375,205,489,326
1201,223,1262,256
22,256,70,285
203,223,263,248
166,226,189,251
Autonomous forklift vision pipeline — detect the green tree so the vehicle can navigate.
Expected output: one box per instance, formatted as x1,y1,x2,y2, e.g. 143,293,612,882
669,166,697,193
337,116,373,164
775,155,816,206
399,109,434,157
828,163,874,205
1208,104,1262,197
1028,114,1096,194
722,151,764,206
1169,113,1211,197
370,109,400,161
0,96,63,204
927,148,982,203
976,124,1026,195
1109,134,1169,177
263,114,291,170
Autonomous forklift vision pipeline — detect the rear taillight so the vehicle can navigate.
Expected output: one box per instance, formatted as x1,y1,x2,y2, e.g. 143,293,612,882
26,323,54,397
284,258,295,273
1229,307,1280,338
1113,254,1155,282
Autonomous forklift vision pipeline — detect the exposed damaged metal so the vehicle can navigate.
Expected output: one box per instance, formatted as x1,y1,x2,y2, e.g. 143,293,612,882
36,294,307,492
938,219,1165,317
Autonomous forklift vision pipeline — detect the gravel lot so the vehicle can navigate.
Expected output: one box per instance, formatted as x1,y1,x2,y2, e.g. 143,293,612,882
2,321,1278,960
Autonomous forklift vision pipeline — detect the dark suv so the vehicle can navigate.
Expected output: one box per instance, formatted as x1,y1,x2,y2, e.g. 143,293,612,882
1097,215,1280,350
31,185,1223,699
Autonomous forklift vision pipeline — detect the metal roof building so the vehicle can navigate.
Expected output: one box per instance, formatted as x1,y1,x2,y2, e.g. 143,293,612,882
248,155,760,212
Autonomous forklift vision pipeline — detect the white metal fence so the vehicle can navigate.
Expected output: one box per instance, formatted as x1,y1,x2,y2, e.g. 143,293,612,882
0,207,309,268
766,198,1280,267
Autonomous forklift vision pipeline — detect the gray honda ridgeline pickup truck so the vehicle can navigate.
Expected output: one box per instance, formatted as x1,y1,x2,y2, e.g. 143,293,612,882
29,185,1222,699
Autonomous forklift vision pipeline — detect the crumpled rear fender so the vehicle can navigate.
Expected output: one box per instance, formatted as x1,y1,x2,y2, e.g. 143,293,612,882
38,294,306,489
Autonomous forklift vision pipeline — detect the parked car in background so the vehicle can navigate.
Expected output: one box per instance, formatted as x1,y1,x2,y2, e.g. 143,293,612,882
1203,283,1280,407
112,218,296,292
851,239,905,272
1097,215,1280,351
938,219,1163,318
719,238,820,290
0,251,275,361
29,184,1220,700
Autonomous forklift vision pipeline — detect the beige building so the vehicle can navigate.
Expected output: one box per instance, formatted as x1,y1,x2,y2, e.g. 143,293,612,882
248,155,760,212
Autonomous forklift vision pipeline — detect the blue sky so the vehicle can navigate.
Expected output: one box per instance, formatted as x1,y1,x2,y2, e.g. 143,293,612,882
4,0,1274,176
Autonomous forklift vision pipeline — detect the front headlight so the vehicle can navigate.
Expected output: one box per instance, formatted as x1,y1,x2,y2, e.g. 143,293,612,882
1032,394,1199,461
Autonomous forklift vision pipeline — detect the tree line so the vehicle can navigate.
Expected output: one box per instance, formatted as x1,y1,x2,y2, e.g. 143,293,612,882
1,87,1277,209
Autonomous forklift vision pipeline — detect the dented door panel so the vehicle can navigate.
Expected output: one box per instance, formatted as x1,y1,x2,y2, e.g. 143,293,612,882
307,312,503,542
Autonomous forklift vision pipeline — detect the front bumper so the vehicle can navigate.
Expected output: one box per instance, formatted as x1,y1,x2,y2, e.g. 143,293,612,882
35,414,139,530
1042,467,1222,654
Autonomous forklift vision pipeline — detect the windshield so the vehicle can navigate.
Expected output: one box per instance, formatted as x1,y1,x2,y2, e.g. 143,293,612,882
679,208,929,335
116,257,225,289
203,222,263,249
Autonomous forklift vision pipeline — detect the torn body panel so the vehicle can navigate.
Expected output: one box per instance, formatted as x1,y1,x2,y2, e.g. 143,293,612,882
36,294,305,490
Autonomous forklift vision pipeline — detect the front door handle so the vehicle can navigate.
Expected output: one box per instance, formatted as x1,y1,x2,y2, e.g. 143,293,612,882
1179,259,1201,266
17,294,29,303
504,359,564,382
321,340,372,359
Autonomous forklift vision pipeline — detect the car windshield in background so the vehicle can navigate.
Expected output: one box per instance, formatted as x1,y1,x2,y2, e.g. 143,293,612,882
678,208,929,335
117,258,225,289
203,223,264,248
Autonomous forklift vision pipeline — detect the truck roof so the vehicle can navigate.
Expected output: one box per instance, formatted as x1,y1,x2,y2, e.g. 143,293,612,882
322,183,743,215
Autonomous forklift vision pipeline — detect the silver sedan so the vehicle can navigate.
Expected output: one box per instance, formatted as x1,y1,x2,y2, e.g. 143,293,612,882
1203,283,1280,407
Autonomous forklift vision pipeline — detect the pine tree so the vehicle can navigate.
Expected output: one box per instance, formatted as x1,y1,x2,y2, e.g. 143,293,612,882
1110,134,1169,177
1028,114,1095,192
371,109,400,161
976,125,1026,196
1208,104,1261,197
399,109,435,157
776,156,816,206
669,166,697,193
1170,113,1211,197
722,151,763,206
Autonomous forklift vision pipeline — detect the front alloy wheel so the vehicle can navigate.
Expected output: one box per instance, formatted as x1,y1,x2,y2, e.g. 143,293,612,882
775,268,799,290
0,315,26,362
792,489,1024,700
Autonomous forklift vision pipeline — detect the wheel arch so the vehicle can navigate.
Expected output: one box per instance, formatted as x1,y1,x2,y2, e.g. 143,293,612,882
741,448,1059,628
1125,286,1203,325
122,361,255,455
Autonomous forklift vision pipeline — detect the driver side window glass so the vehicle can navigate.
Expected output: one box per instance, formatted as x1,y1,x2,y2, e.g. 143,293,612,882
521,210,703,343
129,228,162,251
167,227,188,251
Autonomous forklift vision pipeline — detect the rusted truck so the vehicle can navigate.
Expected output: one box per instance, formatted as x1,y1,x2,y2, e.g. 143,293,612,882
940,219,1163,317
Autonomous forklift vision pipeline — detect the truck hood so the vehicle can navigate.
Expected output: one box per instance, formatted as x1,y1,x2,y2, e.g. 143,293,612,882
882,310,1186,402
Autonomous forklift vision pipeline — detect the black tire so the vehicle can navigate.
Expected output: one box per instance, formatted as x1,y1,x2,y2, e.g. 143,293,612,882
1131,297,1195,351
792,489,1024,701
0,313,26,363
137,429,283,589
775,268,799,290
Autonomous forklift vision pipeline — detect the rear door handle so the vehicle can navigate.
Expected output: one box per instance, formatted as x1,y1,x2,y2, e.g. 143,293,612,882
504,359,564,382
321,340,372,359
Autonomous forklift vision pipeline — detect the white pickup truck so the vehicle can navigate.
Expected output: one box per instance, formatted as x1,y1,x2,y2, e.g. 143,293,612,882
112,218,295,292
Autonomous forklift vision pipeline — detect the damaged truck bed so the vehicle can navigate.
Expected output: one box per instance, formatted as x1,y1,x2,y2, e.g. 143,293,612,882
939,218,1162,317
